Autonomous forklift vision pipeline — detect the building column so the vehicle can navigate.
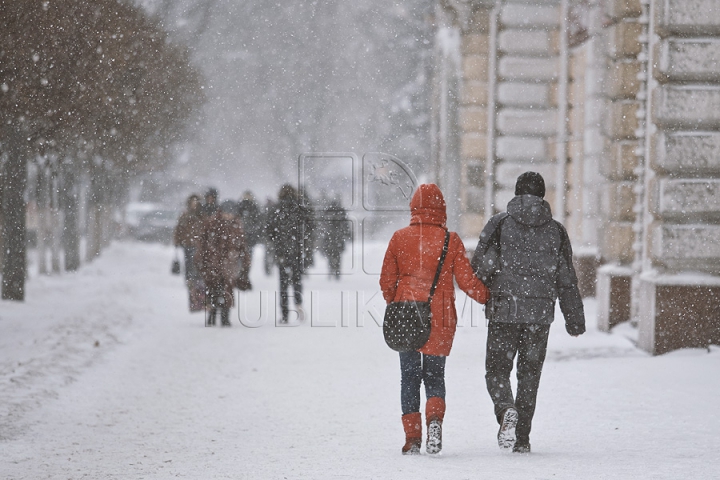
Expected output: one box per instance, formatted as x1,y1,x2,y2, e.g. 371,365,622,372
635,0,720,354
595,0,643,330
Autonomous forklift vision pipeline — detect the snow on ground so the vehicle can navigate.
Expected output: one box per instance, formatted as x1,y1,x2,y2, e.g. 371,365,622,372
1,241,719,479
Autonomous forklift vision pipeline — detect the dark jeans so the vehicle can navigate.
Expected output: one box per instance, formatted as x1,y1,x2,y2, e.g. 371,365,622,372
485,322,550,444
399,351,446,415
278,262,303,321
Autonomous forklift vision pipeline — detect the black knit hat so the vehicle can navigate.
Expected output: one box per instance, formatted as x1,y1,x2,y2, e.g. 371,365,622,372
515,171,545,198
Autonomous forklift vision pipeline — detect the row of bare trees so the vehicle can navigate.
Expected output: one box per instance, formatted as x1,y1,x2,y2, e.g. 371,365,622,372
0,0,204,300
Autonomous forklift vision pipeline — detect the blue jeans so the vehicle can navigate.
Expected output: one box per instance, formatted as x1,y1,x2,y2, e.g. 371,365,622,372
399,351,446,415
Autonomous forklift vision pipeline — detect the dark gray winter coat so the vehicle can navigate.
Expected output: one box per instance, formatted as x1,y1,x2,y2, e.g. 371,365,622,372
266,196,314,269
471,195,585,334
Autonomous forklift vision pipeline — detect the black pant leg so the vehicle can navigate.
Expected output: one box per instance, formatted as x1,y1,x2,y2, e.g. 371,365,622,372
292,264,303,306
515,324,551,444
485,322,521,423
278,265,290,321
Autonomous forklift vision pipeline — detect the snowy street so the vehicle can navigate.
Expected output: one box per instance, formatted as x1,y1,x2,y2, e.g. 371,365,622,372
1,242,719,479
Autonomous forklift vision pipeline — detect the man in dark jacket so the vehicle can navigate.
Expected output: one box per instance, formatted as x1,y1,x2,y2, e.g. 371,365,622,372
237,191,263,250
471,171,585,454
266,184,314,323
318,198,350,280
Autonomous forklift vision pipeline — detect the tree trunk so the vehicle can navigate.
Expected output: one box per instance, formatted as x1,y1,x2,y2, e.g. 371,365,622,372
86,172,103,261
1,127,29,301
50,168,62,273
61,164,81,271
36,164,49,275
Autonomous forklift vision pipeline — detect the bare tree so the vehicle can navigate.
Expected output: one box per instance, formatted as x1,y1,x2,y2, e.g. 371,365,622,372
0,0,203,299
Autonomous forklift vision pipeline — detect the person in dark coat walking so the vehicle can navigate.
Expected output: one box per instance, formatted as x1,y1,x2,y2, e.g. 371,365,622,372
298,187,316,273
381,184,489,455
195,200,249,327
266,184,314,323
318,198,350,280
236,191,262,287
174,194,203,280
200,187,219,218
262,197,276,276
237,191,263,250
471,172,586,454
174,194,205,311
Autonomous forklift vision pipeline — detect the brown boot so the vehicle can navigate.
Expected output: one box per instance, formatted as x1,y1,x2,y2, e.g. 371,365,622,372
401,412,422,455
426,397,445,454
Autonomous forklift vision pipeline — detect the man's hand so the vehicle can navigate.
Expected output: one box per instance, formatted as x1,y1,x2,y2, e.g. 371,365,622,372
566,323,586,337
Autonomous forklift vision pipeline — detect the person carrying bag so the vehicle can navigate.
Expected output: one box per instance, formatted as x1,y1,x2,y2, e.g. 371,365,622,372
383,230,449,352
380,184,489,456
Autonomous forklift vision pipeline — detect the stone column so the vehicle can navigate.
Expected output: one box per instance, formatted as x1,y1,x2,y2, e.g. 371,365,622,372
492,0,561,213
635,0,720,354
433,0,494,238
596,0,643,331
567,0,603,298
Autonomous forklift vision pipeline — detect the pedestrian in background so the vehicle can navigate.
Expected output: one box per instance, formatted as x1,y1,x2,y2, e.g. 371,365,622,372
380,184,489,455
471,172,586,454
262,197,276,276
200,187,219,218
237,191,263,248
266,184,313,323
173,194,205,312
318,198,350,280
237,190,263,261
195,200,249,327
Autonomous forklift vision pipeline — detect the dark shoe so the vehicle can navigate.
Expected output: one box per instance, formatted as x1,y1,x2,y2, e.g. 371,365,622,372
497,407,518,451
513,443,531,454
426,419,442,454
221,321,231,327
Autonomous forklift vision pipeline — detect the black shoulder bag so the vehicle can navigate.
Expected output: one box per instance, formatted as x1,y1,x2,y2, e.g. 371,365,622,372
383,230,451,352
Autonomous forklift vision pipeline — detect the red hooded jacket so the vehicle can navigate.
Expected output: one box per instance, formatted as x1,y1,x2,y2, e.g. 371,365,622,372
380,184,489,356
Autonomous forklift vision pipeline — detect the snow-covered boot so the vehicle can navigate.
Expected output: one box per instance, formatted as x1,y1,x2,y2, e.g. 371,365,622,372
426,396,445,454
401,412,422,455
497,407,518,451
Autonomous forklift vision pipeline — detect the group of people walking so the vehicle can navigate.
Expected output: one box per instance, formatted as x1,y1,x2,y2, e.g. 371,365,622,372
380,172,586,456
174,188,251,326
173,184,351,325
174,171,584,455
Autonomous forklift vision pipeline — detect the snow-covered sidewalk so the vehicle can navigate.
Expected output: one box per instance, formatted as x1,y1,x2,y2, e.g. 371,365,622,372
1,242,719,479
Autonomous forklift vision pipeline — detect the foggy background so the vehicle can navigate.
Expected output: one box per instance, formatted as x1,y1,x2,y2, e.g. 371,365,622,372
136,0,435,199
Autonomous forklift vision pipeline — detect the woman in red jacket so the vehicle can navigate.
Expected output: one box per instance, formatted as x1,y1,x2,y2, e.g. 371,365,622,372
380,184,489,455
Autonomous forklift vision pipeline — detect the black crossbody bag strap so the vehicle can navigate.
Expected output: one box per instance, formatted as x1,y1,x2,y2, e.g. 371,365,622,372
427,230,451,304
